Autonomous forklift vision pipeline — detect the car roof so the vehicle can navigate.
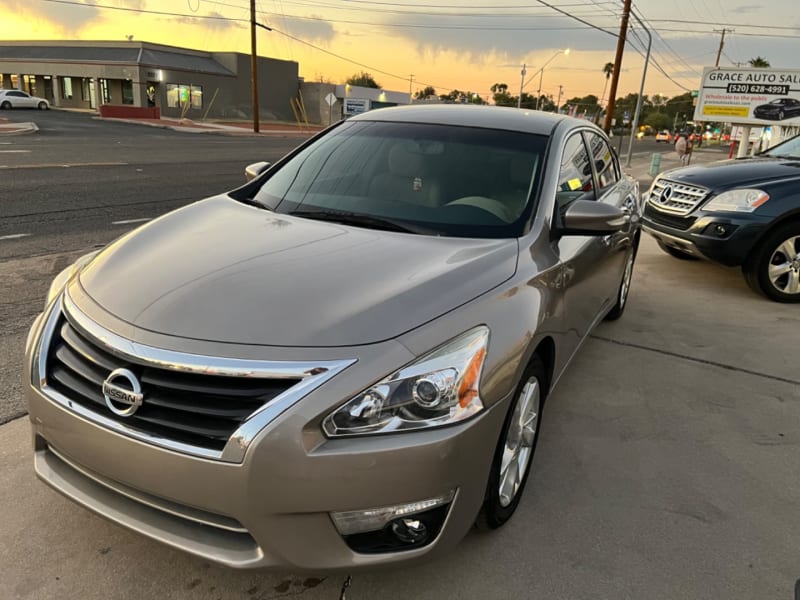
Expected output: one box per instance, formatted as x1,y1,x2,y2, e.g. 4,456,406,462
350,104,590,136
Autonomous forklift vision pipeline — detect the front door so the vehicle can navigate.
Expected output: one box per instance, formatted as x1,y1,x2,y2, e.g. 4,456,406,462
88,79,96,109
553,132,622,347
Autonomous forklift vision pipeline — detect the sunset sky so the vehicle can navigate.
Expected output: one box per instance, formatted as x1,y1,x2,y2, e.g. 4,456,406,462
1,0,797,103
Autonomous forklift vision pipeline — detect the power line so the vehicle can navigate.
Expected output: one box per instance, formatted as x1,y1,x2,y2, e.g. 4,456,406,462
647,18,800,31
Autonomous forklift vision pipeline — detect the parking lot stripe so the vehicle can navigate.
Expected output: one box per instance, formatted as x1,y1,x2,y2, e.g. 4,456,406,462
112,218,152,225
0,233,32,240
0,150,32,153
0,162,127,169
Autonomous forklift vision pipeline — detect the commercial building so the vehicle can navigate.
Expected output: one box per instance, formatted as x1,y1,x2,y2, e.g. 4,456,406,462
0,40,299,121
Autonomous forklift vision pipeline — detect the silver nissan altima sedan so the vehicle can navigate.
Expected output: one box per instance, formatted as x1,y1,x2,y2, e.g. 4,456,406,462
24,105,640,571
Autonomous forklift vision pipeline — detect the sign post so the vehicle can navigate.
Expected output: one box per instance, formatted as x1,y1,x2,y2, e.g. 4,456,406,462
324,92,337,125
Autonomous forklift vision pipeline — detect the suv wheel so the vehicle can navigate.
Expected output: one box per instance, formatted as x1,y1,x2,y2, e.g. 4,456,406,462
38,101,48,110
0,101,10,109
478,356,547,529
657,241,698,260
743,223,800,302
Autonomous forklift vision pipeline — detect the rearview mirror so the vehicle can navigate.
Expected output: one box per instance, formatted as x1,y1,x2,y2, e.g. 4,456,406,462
245,161,271,182
560,200,628,235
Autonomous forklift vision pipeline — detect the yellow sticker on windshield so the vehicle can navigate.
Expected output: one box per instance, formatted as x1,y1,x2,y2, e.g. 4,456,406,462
568,178,582,191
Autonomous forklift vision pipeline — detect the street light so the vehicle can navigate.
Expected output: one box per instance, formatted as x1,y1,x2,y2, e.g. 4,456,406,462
518,48,569,110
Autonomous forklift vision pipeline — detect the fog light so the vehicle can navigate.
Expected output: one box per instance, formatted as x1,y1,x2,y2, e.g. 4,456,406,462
391,518,428,544
715,224,728,236
330,490,455,536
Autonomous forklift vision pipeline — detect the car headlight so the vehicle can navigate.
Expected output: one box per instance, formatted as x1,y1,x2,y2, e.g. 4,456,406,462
45,250,100,309
322,327,489,437
703,189,770,213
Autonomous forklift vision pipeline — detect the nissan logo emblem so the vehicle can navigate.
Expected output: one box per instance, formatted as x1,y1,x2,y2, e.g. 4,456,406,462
102,368,144,417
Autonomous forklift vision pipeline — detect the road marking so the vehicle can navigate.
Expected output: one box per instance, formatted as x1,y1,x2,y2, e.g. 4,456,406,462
0,233,31,240
0,150,32,153
112,218,152,225
0,161,127,169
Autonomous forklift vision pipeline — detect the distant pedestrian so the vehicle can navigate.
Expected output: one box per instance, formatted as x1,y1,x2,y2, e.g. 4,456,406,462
675,134,688,164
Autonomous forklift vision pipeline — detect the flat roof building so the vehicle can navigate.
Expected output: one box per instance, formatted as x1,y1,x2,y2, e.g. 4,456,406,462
0,40,299,121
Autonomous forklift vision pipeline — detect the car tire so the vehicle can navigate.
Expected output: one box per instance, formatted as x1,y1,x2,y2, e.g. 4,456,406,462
605,240,638,321
778,110,785,121
742,222,800,303
477,355,547,530
38,101,48,110
0,101,10,109
657,241,699,260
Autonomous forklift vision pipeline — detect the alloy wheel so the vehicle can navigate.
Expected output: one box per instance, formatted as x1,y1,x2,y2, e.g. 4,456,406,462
498,377,540,508
767,235,800,295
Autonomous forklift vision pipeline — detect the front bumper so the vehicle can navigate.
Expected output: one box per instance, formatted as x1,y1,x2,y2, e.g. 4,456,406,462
24,298,509,571
642,204,772,266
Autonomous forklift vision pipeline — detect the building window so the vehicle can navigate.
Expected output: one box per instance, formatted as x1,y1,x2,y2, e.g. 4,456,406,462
61,77,73,100
122,80,134,105
99,79,111,104
81,79,89,101
23,75,36,96
190,85,202,109
166,83,202,109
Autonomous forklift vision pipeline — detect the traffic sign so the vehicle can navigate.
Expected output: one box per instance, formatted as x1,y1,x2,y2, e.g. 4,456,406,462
324,92,337,106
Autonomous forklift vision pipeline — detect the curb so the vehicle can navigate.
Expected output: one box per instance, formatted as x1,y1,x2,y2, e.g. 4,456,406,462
0,122,39,136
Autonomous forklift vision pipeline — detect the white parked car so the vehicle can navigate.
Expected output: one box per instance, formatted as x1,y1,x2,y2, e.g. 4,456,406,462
0,89,49,110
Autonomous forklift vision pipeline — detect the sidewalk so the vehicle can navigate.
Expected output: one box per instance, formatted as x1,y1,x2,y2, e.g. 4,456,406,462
93,115,322,137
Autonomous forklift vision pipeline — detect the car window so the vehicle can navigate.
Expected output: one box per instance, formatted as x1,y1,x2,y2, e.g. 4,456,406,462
249,120,547,238
9,91,27,97
583,131,619,190
556,133,594,206
761,134,800,158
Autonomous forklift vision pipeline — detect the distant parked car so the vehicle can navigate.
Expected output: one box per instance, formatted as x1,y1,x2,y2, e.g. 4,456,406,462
655,130,671,143
642,133,800,302
0,89,49,110
753,98,800,121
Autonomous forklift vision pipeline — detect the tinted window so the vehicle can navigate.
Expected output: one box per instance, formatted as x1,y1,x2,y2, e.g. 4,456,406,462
9,91,27,97
556,134,593,204
583,131,619,189
250,120,547,238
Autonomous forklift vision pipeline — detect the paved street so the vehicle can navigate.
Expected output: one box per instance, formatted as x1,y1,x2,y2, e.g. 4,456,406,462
2,111,797,599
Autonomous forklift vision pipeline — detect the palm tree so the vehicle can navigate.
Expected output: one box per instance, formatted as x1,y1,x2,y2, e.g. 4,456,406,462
600,62,614,106
748,56,770,68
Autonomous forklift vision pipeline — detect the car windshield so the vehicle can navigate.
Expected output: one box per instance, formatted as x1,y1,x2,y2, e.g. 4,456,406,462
761,135,800,159
248,119,547,238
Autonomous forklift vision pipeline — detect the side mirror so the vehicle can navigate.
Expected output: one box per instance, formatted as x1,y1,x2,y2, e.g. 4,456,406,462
244,161,271,182
560,200,628,235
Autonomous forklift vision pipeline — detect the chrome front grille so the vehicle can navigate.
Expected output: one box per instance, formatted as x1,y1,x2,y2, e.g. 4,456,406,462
648,178,709,216
35,292,355,462
46,316,301,452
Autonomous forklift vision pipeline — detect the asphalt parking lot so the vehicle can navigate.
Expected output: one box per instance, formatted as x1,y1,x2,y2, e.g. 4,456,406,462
1,110,797,599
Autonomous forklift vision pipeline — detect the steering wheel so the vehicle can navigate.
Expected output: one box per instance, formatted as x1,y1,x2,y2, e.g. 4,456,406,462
445,196,515,223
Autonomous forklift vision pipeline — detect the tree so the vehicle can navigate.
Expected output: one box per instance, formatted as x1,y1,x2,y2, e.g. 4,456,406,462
414,85,436,100
600,62,614,105
561,94,601,119
491,82,515,107
748,56,771,68
345,72,380,88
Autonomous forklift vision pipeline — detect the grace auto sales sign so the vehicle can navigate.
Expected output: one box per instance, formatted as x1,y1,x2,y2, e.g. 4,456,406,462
694,67,800,126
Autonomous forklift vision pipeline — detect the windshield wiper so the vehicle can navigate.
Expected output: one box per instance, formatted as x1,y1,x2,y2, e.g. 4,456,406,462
288,209,425,234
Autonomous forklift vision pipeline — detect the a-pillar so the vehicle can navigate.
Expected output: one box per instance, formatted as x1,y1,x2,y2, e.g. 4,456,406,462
736,126,751,158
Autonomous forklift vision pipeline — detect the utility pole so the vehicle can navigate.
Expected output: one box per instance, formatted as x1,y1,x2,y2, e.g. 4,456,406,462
602,0,631,134
409,74,414,100
556,85,563,113
517,64,526,109
714,28,732,67
250,0,259,133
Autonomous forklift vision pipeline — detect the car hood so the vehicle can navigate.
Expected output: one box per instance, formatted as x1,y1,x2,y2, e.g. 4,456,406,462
79,196,518,347
663,156,800,190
